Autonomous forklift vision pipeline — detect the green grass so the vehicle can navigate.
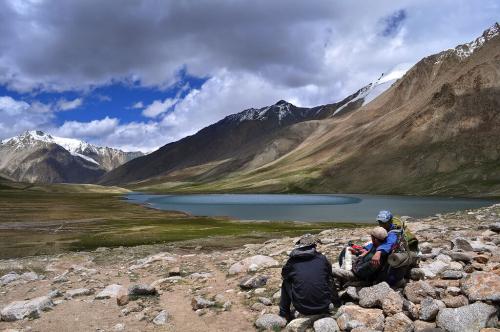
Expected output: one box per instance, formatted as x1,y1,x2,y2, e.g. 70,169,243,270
0,183,362,259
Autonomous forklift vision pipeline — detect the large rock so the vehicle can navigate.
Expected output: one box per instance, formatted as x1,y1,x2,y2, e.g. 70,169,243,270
420,260,449,278
336,305,385,331
0,296,53,321
384,312,413,332
419,297,445,321
239,275,268,290
152,310,168,325
451,237,474,251
313,317,339,332
95,284,127,299
358,282,391,308
229,255,279,274
128,284,157,296
286,317,317,332
490,222,500,233
441,295,468,308
440,270,464,279
129,252,177,270
461,271,500,301
404,281,436,304
191,296,215,310
413,320,437,332
0,272,19,286
436,302,498,332
442,250,473,263
382,292,404,316
255,314,287,330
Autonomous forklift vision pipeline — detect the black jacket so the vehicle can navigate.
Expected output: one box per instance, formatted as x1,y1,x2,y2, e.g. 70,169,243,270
281,246,335,315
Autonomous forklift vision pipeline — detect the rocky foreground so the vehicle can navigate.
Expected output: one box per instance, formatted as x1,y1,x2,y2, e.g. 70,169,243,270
1,205,500,332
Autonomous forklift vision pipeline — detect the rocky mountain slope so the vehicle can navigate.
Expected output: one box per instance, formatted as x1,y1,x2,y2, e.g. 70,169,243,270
0,203,499,331
0,131,143,183
115,22,500,196
99,75,395,187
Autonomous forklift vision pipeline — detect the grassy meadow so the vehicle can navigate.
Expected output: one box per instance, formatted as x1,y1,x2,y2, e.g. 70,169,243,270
0,178,359,259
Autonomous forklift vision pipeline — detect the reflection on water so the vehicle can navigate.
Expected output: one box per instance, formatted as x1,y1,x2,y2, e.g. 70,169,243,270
127,193,498,223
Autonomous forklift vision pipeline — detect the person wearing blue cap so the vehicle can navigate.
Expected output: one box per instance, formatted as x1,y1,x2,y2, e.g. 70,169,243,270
363,210,400,268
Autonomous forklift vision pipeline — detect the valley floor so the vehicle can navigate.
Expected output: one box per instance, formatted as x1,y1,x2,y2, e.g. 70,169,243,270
0,203,499,331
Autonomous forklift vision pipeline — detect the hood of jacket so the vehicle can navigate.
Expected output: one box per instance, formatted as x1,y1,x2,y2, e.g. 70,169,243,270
289,246,317,259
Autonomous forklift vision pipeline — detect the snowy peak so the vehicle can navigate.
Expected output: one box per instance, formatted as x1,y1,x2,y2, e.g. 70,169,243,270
1,130,144,171
439,22,499,62
226,100,297,124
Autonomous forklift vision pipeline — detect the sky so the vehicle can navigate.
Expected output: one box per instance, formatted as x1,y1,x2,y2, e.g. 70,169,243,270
0,0,498,152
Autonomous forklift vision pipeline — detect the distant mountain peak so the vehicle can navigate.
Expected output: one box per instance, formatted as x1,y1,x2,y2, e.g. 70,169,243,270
275,100,290,106
437,22,500,62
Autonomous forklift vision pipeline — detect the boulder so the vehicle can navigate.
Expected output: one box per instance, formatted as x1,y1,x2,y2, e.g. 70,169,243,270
474,255,489,264
152,310,168,325
229,255,279,274
286,317,316,332
128,284,157,296
404,281,436,304
191,296,215,310
384,312,413,332
0,296,53,321
381,291,404,316
436,302,498,332
461,271,500,301
95,284,127,299
410,268,426,281
255,314,287,330
419,297,445,321
336,305,385,331
441,269,464,279
358,282,391,308
258,297,272,306
420,260,449,278
20,272,39,281
490,222,500,233
402,299,419,320
346,286,359,301
451,237,474,251
413,320,437,332
441,295,468,308
313,317,339,332
442,250,473,263
239,275,268,290
0,272,19,286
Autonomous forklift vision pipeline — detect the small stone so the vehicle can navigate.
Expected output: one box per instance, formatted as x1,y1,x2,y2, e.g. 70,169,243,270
490,222,500,233
421,260,449,278
239,275,268,290
258,297,272,306
128,284,157,296
255,314,287,330
0,272,20,286
445,286,461,296
117,294,129,306
474,255,489,264
222,301,232,311
20,272,39,281
152,310,168,325
346,286,359,301
313,317,339,332
443,250,473,263
113,323,125,331
419,297,444,321
440,270,464,279
168,266,181,276
47,289,63,299
65,288,94,299
384,312,413,332
191,296,215,310
404,281,436,304
403,299,419,320
251,302,266,311
436,302,498,332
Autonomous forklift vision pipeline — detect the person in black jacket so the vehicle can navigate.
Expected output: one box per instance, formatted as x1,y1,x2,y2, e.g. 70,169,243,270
279,234,339,322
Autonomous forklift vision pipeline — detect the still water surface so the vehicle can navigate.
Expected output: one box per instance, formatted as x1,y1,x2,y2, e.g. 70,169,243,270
126,194,498,223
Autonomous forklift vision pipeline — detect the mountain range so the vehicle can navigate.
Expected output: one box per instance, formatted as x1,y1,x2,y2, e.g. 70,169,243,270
3,23,500,196
0,131,143,183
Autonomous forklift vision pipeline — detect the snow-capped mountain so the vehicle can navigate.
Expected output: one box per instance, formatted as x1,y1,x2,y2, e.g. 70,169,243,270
0,131,143,184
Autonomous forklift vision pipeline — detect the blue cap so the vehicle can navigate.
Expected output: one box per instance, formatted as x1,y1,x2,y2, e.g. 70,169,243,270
376,210,393,223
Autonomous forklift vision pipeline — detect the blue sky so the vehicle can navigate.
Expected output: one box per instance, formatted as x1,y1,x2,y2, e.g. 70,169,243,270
0,0,498,151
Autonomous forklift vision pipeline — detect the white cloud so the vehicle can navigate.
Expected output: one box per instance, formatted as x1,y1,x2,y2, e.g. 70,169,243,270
0,96,53,138
54,116,118,138
56,98,83,111
131,101,144,109
142,98,178,118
